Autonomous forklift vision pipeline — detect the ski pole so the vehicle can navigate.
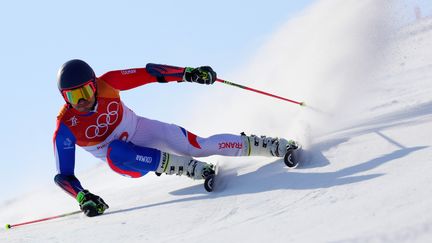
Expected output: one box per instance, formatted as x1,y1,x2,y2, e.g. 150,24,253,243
5,210,81,230
216,79,305,106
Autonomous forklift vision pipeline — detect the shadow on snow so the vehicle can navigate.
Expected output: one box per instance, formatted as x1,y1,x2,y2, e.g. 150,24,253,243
105,145,427,217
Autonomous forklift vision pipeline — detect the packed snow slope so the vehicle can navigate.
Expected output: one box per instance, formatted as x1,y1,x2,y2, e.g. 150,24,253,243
1,1,432,242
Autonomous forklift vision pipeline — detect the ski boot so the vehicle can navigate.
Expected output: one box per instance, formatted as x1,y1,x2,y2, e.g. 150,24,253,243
241,133,301,168
155,153,215,180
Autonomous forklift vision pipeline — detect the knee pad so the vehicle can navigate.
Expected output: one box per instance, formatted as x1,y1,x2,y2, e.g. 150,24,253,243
106,140,161,178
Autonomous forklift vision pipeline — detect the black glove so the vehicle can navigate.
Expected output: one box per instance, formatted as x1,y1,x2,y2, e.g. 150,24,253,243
76,190,109,217
183,66,217,85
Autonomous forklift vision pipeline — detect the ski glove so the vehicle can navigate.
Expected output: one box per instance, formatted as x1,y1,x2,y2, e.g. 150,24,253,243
76,190,109,217
183,66,217,85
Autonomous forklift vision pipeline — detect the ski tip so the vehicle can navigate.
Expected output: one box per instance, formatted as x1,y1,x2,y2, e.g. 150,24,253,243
284,148,301,169
5,224,11,230
204,174,215,192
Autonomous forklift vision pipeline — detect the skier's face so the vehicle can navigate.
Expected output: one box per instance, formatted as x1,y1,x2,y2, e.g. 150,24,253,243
62,81,97,112
71,95,96,112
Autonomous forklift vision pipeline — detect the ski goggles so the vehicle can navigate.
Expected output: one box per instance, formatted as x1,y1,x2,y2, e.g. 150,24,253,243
62,81,96,105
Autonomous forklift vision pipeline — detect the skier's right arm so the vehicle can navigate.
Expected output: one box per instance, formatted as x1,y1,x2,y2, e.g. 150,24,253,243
53,122,84,197
53,121,109,217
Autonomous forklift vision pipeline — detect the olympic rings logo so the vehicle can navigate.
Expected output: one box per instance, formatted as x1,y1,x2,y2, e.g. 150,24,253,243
85,101,120,139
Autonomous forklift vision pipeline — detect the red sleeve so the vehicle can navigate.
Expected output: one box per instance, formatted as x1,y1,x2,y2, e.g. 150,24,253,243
99,64,186,91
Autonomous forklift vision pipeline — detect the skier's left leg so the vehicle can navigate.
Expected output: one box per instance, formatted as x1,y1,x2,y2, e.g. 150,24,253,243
129,116,299,159
129,116,245,157
129,116,299,164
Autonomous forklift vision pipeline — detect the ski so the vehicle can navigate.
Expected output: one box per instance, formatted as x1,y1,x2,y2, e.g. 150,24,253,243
284,143,302,169
204,163,219,192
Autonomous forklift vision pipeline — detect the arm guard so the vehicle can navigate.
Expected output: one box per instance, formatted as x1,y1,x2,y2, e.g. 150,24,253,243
145,63,185,83
54,174,84,198
99,64,186,91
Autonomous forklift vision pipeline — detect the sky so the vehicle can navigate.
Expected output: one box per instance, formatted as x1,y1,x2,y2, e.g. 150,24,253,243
0,0,430,203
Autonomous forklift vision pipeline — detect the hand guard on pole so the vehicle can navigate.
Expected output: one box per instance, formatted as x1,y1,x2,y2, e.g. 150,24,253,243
183,66,217,85
76,190,109,217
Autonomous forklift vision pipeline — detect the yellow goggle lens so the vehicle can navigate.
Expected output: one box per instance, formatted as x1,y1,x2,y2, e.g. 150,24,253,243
63,83,95,105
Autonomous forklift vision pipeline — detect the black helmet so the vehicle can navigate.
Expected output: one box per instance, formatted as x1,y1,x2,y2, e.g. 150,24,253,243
57,59,96,91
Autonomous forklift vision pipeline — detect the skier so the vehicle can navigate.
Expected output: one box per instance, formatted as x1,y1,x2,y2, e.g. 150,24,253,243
54,59,299,217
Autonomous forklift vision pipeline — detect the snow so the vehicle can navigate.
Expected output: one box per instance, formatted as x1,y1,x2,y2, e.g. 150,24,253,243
1,1,432,242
